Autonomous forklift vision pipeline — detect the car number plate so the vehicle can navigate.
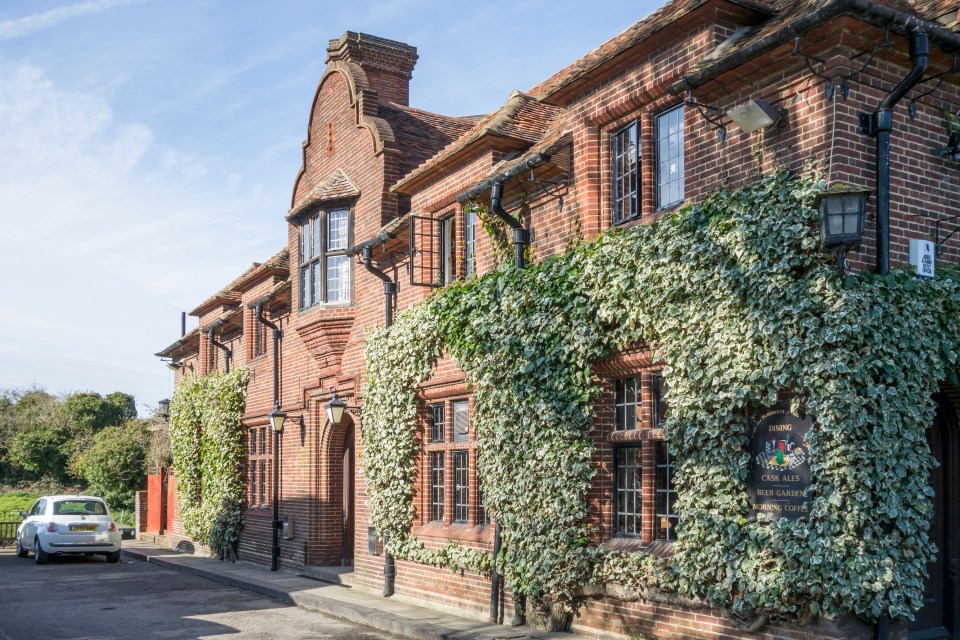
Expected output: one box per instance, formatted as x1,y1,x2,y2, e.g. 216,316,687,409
71,525,97,532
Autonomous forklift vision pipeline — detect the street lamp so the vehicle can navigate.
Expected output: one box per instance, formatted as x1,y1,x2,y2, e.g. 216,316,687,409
325,390,347,426
816,182,869,274
157,399,170,420
268,406,286,571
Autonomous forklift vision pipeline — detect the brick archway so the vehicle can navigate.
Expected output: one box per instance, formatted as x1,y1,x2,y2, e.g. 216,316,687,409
311,408,356,568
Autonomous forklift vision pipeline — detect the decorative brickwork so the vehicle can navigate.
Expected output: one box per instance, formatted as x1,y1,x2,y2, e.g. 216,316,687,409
158,2,960,637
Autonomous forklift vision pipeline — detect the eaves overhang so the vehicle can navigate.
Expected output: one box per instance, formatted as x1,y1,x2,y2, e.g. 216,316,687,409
668,0,960,96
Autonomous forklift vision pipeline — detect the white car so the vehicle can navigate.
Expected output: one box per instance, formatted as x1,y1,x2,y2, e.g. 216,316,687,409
16,495,122,564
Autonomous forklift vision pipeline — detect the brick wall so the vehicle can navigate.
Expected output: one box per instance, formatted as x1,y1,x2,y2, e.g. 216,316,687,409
160,6,960,638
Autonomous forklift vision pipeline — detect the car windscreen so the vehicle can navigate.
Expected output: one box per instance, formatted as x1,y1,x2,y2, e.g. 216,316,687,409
53,500,107,516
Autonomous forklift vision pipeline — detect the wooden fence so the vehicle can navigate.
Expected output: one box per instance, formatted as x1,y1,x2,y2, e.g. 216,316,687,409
0,509,24,545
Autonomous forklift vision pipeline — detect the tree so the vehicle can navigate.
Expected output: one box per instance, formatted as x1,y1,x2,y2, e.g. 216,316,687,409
75,420,148,512
106,392,137,422
8,424,72,482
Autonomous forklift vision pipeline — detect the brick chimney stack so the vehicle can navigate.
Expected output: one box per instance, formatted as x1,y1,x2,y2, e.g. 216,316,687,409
326,32,418,106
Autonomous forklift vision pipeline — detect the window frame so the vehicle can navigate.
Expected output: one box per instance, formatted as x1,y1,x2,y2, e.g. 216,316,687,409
654,104,685,211
614,445,643,538
421,397,488,529
607,370,679,546
430,451,446,523
612,120,640,225
248,426,270,509
298,206,353,310
463,206,477,279
439,214,455,285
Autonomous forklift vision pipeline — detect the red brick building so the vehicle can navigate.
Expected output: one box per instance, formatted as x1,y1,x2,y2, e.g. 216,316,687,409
157,1,960,637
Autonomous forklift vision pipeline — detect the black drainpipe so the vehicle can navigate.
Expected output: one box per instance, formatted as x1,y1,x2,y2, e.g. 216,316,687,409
255,304,284,572
490,182,528,271
359,245,398,597
361,246,398,330
207,328,232,374
860,28,929,275
488,180,527,627
860,29,929,640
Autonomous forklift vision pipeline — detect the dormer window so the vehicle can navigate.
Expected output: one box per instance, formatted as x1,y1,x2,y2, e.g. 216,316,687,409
299,207,352,309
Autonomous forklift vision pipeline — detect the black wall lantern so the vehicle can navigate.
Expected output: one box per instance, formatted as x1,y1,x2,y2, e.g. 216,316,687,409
157,399,170,420
325,390,347,426
816,182,870,273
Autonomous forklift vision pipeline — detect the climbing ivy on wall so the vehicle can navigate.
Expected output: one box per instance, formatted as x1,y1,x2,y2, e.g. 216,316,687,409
169,368,249,561
362,170,960,625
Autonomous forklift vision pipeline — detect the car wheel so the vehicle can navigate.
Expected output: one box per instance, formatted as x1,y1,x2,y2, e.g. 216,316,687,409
34,537,48,564
106,550,121,563
15,538,28,558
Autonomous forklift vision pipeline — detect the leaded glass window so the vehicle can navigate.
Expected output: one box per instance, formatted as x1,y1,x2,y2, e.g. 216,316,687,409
430,404,445,443
655,105,684,210
614,377,640,431
430,452,445,522
655,442,679,541
616,447,642,536
299,208,352,308
612,122,640,224
453,451,469,524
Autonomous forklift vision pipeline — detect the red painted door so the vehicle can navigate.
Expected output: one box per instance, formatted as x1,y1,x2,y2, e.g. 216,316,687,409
164,470,175,533
146,474,162,534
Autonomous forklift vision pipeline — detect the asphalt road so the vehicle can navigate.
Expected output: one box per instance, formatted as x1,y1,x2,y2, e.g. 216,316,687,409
0,548,404,640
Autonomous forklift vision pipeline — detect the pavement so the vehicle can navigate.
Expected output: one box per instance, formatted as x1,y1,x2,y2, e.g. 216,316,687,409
122,540,586,640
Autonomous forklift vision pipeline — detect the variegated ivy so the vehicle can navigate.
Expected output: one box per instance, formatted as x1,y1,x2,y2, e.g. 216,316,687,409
169,368,249,560
362,171,960,622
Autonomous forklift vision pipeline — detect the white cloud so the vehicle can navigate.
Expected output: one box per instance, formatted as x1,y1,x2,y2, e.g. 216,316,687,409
0,58,284,412
0,0,143,42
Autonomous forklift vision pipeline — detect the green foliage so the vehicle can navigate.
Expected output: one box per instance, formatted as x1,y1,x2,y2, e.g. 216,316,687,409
168,369,249,560
1,389,135,484
363,171,960,622
0,491,42,513
8,424,72,482
63,392,130,433
74,420,149,512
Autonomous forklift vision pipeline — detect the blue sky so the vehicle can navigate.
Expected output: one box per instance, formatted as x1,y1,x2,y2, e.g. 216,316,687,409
0,0,657,415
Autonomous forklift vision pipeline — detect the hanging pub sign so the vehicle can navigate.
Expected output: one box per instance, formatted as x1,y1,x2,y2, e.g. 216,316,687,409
747,402,812,522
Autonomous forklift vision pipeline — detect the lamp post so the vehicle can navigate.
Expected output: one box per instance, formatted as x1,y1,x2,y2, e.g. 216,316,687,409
269,406,286,571
816,182,869,274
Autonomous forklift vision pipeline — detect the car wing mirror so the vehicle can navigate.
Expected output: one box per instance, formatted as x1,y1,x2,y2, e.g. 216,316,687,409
17,510,26,517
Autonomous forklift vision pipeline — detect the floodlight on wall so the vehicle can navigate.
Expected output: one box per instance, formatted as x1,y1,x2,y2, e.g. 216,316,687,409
726,99,781,133
166,361,183,371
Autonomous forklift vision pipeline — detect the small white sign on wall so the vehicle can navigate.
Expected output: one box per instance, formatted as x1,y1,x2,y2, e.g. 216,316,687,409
909,239,936,279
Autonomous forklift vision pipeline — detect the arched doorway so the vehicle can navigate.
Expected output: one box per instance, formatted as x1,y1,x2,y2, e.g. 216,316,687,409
341,421,355,566
911,394,959,639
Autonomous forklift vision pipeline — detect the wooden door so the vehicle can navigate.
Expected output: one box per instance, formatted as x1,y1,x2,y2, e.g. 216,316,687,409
341,423,355,566
146,474,162,534
911,395,958,639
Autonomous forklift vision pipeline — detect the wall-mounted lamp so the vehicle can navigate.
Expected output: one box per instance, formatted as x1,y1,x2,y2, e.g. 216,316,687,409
816,182,870,273
325,390,347,427
726,99,781,133
269,407,287,434
157,399,170,420
166,361,184,371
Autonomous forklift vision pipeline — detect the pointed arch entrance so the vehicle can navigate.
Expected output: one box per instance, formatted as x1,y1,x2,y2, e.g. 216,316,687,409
306,404,356,575
911,393,959,639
